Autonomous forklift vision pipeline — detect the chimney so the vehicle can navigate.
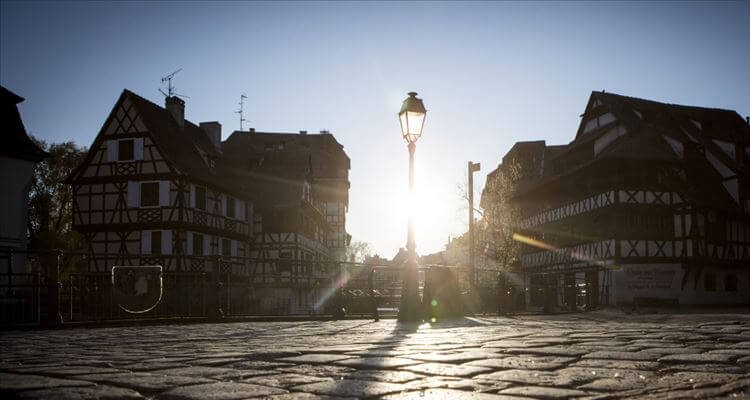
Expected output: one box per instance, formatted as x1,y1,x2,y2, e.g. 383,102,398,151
200,121,222,150
299,130,307,135
165,96,185,129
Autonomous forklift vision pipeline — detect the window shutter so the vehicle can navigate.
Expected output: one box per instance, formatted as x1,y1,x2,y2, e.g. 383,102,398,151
134,138,144,160
190,185,196,208
127,181,140,208
231,240,237,257
107,140,117,162
162,230,172,255
218,238,224,256
186,232,193,255
141,231,151,255
159,181,170,206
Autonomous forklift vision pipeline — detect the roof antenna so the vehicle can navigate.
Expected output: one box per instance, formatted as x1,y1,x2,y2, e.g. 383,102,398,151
236,94,248,131
159,68,189,99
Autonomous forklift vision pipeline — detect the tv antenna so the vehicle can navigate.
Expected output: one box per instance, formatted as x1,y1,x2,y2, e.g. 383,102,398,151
236,94,248,131
159,68,189,98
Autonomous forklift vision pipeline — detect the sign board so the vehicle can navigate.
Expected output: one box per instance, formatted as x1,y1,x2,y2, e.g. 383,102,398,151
111,265,163,313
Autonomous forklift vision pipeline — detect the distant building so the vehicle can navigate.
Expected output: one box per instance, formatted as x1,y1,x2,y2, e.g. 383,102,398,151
483,91,750,308
0,86,48,270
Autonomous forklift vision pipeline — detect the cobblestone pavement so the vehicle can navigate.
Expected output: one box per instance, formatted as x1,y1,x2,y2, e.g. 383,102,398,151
1,311,749,399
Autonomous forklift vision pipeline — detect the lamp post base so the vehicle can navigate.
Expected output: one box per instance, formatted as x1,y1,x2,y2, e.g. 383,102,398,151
398,258,422,322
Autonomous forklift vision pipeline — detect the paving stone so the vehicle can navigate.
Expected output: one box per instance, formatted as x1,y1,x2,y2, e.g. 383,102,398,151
555,367,654,387
242,373,332,388
74,372,213,393
277,364,356,378
654,372,744,388
466,355,577,371
571,358,660,371
659,363,745,374
400,362,490,377
502,346,588,357
474,369,558,386
658,352,737,363
0,372,95,391
157,366,264,380
120,361,187,371
334,356,420,369
159,381,288,399
382,388,521,399
405,351,494,363
264,394,351,400
498,385,589,398
583,351,661,361
278,354,355,364
577,377,649,391
292,379,407,397
348,369,425,383
15,385,145,399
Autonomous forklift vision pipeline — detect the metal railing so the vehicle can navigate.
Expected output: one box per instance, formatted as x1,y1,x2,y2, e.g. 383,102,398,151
1,248,603,327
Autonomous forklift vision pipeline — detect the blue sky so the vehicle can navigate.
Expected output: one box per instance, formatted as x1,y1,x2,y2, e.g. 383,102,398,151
2,1,749,257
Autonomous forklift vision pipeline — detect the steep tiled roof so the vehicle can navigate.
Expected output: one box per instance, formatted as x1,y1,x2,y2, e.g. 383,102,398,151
0,86,49,162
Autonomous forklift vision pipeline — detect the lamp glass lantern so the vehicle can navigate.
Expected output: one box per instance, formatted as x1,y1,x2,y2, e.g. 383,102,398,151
399,92,427,143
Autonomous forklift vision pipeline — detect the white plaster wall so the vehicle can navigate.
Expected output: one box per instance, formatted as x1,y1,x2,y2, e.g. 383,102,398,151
0,157,36,250
612,263,750,305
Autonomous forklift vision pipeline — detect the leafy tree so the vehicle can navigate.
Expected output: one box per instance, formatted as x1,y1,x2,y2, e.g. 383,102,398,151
27,137,87,259
345,240,373,263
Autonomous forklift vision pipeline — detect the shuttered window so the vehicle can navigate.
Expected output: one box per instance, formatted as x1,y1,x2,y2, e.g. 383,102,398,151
118,139,134,161
140,182,159,207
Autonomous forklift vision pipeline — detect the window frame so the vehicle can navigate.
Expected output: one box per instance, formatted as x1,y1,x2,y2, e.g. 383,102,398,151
151,231,162,255
140,181,160,208
117,139,135,161
195,185,207,211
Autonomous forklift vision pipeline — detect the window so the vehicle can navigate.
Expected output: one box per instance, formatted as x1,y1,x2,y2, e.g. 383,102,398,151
226,196,236,218
195,186,206,210
193,233,204,256
725,274,738,292
704,272,717,292
118,139,134,161
151,231,162,255
140,182,159,207
222,238,231,256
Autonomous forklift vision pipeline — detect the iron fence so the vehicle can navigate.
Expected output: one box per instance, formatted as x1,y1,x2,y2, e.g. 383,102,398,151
1,248,602,327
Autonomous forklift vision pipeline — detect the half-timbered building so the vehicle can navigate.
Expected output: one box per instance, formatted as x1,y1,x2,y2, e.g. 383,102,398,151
221,130,351,313
483,91,750,308
66,90,253,272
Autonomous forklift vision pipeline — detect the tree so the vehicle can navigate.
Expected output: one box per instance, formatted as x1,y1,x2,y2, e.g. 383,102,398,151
345,240,373,263
27,137,87,256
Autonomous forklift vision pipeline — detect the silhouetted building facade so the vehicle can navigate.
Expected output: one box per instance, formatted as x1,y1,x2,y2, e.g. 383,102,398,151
484,91,750,307
0,86,49,272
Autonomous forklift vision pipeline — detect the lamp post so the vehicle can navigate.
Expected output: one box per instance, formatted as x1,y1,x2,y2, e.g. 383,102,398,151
398,91,426,322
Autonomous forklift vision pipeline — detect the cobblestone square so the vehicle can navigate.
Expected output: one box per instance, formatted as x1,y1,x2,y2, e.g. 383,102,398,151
2,311,749,399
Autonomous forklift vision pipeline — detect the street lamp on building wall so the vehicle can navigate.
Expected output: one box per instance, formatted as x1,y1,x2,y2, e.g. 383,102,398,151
398,91,426,322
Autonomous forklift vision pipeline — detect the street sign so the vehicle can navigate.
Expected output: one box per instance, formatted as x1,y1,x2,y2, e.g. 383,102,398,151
111,265,163,313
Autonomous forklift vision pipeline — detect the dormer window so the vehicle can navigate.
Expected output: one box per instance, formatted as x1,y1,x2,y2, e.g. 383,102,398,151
118,139,135,161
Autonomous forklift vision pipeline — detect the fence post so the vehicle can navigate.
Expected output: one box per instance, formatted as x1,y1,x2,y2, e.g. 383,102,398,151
44,250,62,327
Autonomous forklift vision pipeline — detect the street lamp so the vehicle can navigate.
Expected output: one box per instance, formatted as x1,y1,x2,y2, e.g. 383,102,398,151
398,91,426,322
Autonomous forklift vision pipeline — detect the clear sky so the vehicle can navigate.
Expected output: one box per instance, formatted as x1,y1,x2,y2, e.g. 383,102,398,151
2,1,749,258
